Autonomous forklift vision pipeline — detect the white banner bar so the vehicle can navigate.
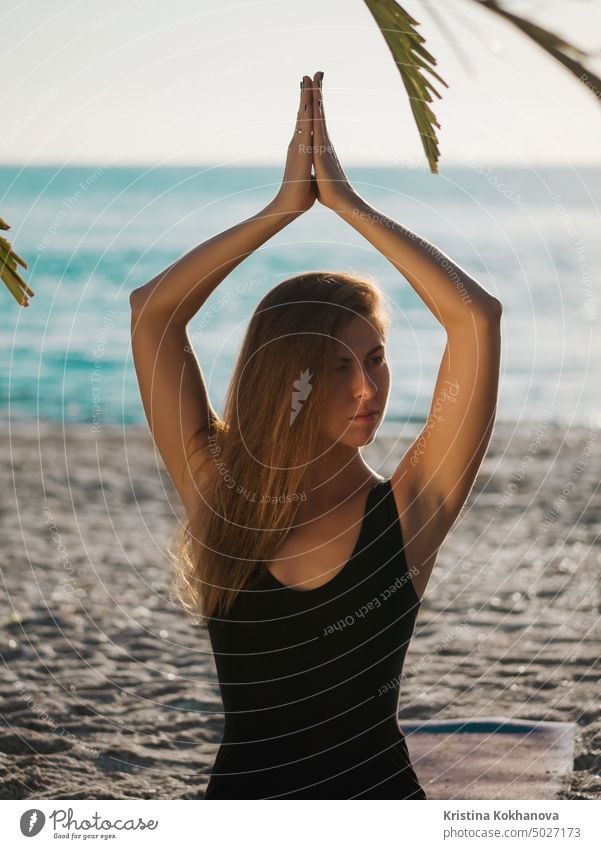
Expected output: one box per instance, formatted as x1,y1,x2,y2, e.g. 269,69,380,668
1,799,599,848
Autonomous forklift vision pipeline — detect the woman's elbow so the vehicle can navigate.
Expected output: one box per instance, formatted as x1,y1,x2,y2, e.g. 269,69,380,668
476,296,502,323
490,297,502,317
129,288,145,315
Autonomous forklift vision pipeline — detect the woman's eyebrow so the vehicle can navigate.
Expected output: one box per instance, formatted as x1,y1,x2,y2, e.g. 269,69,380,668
337,344,385,362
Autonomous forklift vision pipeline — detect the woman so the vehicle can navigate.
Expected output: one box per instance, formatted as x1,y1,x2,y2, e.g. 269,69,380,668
130,71,502,799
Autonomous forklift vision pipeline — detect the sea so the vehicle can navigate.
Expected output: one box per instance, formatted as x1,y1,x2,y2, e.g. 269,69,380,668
1,164,600,433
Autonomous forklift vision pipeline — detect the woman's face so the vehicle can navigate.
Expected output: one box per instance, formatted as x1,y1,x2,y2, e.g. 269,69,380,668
322,316,390,447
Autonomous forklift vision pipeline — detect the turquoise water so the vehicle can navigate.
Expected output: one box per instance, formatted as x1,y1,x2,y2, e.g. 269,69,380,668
1,164,600,429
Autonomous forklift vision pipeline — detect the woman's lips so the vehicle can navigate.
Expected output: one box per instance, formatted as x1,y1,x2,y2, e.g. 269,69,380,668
350,411,380,423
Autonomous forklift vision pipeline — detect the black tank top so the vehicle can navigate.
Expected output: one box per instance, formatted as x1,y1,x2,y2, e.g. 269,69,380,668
205,477,426,799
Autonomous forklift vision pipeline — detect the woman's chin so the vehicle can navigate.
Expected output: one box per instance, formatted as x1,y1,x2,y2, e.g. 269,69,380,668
338,429,379,448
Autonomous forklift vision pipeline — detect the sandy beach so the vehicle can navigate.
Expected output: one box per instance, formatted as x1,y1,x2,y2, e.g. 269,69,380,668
0,417,599,800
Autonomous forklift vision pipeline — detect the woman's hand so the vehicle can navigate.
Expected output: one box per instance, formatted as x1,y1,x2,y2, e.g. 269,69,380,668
272,75,317,217
311,71,357,212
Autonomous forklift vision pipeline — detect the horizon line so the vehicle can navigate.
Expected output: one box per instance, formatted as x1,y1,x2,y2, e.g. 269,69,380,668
1,160,600,170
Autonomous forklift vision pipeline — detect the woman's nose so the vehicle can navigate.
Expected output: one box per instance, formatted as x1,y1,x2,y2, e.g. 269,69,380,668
353,367,378,396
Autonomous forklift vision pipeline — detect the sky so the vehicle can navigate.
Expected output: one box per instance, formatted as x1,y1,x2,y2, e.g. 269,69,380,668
2,0,601,169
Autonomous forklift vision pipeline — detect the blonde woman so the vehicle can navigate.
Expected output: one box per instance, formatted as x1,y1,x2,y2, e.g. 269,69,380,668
130,71,502,799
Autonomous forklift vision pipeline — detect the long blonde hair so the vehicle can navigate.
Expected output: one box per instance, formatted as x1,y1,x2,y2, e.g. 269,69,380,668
167,270,392,623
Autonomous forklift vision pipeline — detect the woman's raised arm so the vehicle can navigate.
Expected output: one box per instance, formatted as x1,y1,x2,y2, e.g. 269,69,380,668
129,76,316,512
309,71,500,327
130,77,316,326
310,70,502,601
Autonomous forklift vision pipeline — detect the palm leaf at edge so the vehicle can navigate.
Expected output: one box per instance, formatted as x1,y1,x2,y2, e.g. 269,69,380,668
363,0,449,175
476,0,601,96
0,218,33,306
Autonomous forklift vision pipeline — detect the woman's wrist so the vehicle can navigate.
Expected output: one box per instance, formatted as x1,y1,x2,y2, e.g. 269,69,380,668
327,188,366,217
267,193,307,224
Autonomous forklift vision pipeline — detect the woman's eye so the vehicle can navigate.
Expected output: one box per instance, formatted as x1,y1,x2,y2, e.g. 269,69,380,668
338,356,384,372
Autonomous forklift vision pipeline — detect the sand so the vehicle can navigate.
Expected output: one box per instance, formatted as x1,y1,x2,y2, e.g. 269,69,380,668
0,417,599,800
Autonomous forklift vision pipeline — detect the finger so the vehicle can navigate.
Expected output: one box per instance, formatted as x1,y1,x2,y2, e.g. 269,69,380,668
294,75,313,138
311,70,327,144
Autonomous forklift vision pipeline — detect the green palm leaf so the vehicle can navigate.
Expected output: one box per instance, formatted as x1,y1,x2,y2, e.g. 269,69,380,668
0,217,33,307
476,0,601,96
363,0,601,175
363,0,449,174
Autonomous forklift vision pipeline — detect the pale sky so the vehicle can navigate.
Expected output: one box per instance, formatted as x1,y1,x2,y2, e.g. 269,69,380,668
2,0,601,168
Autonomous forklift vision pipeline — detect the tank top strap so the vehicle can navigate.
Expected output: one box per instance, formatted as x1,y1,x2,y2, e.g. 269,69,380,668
364,478,401,540
362,477,412,582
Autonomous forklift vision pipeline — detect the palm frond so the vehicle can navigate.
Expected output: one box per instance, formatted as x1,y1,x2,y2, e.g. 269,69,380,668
475,0,601,96
363,0,449,174
0,216,33,307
